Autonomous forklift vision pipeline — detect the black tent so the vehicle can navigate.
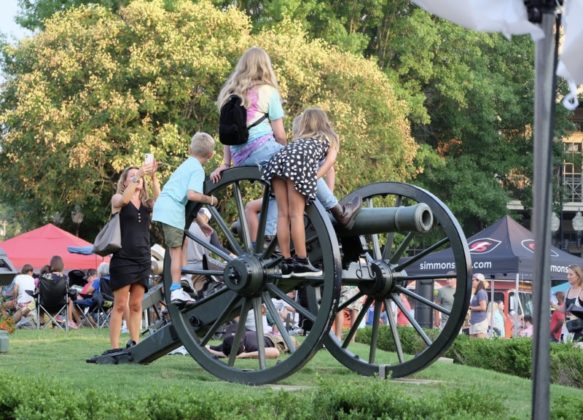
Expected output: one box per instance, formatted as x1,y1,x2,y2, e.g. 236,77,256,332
404,216,583,281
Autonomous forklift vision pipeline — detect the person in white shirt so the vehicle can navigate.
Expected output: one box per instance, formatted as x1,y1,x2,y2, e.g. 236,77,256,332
0,264,36,323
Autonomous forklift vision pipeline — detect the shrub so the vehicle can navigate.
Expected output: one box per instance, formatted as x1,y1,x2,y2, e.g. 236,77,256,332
0,373,506,419
357,326,583,388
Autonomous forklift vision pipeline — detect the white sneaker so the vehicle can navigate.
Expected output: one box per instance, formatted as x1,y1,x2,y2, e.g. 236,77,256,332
170,288,196,306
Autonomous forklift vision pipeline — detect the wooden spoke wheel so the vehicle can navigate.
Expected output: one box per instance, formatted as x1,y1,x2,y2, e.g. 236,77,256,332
164,166,341,385
323,182,471,378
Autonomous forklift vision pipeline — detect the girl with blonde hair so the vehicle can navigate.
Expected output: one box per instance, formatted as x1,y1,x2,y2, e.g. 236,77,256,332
211,48,360,237
261,107,339,276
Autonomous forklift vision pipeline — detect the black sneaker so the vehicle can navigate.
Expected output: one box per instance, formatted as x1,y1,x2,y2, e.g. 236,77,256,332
126,340,137,349
281,258,294,279
292,257,322,277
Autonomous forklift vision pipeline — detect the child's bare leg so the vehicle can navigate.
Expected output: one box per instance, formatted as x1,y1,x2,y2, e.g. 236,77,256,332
245,198,262,242
287,181,307,258
334,311,344,339
169,246,183,283
168,244,195,304
272,177,291,259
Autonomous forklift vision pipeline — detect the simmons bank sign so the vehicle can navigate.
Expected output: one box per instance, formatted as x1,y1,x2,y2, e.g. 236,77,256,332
416,237,570,274
416,238,499,272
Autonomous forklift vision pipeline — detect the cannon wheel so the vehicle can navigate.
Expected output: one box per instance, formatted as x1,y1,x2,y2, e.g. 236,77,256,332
324,182,472,378
164,166,341,385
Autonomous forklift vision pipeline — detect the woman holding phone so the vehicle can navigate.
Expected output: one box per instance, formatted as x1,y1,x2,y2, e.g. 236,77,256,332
105,157,159,353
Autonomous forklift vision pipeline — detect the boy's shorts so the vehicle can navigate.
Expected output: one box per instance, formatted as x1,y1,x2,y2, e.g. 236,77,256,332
159,223,184,248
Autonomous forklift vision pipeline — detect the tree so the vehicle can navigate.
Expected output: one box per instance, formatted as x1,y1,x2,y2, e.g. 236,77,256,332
15,0,131,30
208,1,575,233
0,0,415,236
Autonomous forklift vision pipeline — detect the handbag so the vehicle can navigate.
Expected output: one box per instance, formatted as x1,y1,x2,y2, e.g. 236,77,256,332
566,318,583,333
93,212,121,256
566,302,583,333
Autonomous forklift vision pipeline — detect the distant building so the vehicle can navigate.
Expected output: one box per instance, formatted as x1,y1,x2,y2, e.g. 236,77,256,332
508,105,583,256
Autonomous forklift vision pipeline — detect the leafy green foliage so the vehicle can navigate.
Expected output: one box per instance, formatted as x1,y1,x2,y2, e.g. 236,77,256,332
357,326,583,389
16,0,131,30
0,371,506,419
212,1,574,234
8,0,577,235
0,1,415,235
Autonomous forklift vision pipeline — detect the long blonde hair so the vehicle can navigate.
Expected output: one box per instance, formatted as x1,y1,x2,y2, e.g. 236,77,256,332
217,47,280,109
294,107,339,149
568,264,583,287
116,166,150,206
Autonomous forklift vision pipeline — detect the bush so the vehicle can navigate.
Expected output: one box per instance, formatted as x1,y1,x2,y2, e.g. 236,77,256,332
0,373,507,419
356,326,583,388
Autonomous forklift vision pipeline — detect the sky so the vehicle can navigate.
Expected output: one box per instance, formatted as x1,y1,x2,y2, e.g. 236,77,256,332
0,0,32,42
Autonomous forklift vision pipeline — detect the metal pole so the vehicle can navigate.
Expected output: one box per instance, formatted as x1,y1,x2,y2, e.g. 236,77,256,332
531,12,557,420
414,280,433,328
489,279,494,333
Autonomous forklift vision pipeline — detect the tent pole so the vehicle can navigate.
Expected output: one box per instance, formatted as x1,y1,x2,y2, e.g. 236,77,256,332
490,279,494,334
531,11,557,420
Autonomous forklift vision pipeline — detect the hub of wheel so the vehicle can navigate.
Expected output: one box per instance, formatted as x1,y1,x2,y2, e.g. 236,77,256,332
358,260,394,299
223,253,265,297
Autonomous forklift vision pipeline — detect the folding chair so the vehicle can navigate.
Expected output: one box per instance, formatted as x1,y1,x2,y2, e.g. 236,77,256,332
73,296,98,328
68,270,86,289
36,275,70,331
92,276,114,328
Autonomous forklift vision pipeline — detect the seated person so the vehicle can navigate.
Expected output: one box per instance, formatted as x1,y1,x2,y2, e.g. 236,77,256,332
269,292,301,334
0,264,36,324
245,306,273,334
206,319,294,359
182,207,228,296
72,269,100,326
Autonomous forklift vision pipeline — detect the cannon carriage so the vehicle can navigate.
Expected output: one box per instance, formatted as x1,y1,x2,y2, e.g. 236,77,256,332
92,166,472,385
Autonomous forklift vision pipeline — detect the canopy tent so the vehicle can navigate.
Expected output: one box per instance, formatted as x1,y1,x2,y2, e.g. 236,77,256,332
550,281,569,296
0,223,105,271
404,216,583,281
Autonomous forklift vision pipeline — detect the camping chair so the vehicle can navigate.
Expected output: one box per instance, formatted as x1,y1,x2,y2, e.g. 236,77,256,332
73,294,99,328
68,270,86,289
35,275,70,331
92,276,114,328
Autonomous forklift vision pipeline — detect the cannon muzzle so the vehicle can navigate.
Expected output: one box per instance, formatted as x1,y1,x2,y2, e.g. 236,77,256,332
339,203,433,236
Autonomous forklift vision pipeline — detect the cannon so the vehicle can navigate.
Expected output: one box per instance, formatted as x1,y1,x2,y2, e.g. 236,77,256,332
91,166,471,385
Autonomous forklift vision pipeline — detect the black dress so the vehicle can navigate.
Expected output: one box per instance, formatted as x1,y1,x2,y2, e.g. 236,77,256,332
109,202,151,292
262,136,330,202
565,291,583,341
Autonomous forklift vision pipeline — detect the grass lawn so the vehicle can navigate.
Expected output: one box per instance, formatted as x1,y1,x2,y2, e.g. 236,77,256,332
1,329,582,419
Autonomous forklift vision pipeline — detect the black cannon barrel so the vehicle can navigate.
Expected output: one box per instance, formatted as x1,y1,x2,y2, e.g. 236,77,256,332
339,203,433,236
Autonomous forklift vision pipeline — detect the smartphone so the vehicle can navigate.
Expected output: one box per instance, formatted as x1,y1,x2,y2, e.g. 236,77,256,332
144,153,154,164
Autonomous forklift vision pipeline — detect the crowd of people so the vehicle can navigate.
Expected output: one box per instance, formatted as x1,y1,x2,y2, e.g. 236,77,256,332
460,267,583,343
0,257,112,330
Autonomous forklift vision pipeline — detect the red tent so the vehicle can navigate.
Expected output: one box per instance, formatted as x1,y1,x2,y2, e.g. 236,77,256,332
0,223,105,271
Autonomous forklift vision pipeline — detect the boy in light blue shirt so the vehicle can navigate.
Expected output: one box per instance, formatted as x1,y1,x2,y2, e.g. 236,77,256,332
152,132,218,305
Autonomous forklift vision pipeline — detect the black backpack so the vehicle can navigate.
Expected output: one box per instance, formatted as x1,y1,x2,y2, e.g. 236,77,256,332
219,95,268,146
